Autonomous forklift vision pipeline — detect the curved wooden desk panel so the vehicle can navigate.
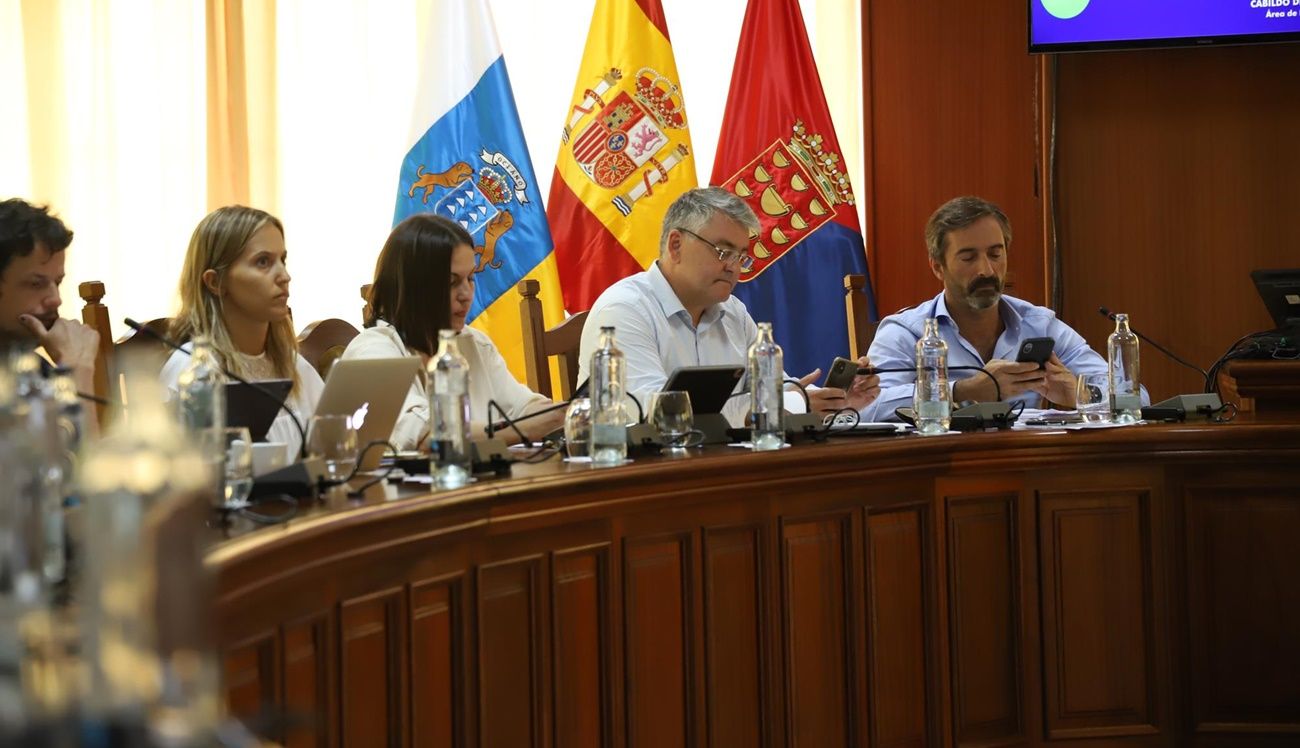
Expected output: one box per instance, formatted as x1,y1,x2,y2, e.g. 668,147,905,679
210,419,1300,747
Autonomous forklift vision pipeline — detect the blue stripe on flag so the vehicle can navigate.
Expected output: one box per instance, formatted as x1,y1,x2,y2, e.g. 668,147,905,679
732,221,874,379
393,57,551,322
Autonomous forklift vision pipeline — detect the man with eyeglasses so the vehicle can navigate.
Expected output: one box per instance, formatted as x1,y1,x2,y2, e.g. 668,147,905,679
578,187,880,426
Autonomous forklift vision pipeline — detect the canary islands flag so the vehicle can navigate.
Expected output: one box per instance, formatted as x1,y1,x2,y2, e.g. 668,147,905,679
393,0,564,381
710,0,877,378
547,0,698,312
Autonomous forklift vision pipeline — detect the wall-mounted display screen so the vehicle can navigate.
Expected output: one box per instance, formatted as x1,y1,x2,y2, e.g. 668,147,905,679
1030,0,1300,52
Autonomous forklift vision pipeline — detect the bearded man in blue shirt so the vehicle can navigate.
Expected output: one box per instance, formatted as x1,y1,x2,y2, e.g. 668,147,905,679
862,195,1147,422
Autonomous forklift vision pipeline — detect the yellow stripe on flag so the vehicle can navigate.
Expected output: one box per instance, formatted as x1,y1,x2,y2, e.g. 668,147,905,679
553,0,698,270
470,252,566,389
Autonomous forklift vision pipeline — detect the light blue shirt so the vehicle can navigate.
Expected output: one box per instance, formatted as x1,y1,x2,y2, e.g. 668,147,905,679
862,292,1147,421
579,261,761,426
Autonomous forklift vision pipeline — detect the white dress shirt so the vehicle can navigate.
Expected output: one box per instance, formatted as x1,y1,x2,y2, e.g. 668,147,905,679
339,321,552,451
159,345,324,457
579,261,773,426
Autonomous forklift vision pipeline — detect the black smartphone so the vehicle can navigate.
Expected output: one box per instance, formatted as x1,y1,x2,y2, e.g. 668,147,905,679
1015,337,1055,368
824,356,858,389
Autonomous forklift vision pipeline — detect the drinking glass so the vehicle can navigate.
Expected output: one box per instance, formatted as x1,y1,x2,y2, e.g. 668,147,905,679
309,414,358,481
1075,373,1112,424
648,390,701,453
564,398,592,459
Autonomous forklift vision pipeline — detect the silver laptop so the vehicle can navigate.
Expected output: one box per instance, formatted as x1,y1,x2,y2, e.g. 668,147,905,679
313,357,422,470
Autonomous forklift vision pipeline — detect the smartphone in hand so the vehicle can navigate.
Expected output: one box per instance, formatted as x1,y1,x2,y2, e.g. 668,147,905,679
824,356,859,389
1015,337,1055,369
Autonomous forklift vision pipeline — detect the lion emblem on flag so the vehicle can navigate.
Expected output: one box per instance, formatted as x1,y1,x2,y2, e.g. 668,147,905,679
406,148,532,273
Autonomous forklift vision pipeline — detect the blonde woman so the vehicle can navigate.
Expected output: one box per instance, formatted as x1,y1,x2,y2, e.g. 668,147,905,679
159,206,323,455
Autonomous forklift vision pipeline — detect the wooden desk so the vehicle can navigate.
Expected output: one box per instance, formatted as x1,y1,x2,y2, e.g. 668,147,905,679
210,418,1300,747
1224,360,1300,413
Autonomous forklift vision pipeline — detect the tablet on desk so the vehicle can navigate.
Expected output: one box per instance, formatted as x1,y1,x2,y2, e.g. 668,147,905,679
662,365,745,414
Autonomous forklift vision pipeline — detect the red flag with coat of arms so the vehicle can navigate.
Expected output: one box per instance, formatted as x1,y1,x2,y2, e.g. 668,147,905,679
710,0,877,378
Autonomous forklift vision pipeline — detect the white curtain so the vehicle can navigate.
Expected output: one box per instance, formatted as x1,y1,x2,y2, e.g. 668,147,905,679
0,0,207,331
2,0,865,332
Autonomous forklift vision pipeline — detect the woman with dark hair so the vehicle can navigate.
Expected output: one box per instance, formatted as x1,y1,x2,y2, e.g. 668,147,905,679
340,213,563,450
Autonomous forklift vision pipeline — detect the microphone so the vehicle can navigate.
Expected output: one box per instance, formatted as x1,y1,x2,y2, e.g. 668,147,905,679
1097,307,1209,390
486,395,579,440
124,317,310,460
857,365,1003,403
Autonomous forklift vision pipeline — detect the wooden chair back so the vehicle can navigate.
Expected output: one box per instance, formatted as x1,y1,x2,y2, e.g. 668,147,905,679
78,281,114,416
79,280,174,415
518,279,587,400
844,274,879,360
360,284,373,324
297,318,360,381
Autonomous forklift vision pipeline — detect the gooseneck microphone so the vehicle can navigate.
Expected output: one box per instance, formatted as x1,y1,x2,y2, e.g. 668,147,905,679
124,318,310,459
858,365,1003,403
1097,307,1209,390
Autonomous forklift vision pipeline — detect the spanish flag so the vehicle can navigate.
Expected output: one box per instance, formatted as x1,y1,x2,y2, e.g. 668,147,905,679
392,0,564,382
547,0,698,312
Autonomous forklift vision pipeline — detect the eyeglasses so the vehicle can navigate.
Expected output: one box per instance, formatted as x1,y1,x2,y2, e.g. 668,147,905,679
677,228,755,273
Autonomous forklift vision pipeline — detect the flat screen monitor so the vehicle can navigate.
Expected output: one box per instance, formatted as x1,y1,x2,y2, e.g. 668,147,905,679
1251,268,1300,333
1030,0,1300,53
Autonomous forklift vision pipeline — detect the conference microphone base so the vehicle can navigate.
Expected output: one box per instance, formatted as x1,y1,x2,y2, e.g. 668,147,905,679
472,438,511,476
1141,394,1224,421
950,402,1016,431
251,457,327,500
785,413,827,442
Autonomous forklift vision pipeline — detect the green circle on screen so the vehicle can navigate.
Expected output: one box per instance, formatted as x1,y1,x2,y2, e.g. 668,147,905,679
1040,0,1090,19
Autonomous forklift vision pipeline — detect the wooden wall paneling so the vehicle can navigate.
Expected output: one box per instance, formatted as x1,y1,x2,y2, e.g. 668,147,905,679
860,0,1047,316
863,503,934,748
1037,489,1159,740
701,525,766,748
477,556,546,748
222,630,280,737
943,492,1023,746
339,588,406,748
551,544,613,748
410,575,464,748
281,614,333,748
780,513,855,747
1184,485,1300,738
1054,44,1300,403
623,533,693,748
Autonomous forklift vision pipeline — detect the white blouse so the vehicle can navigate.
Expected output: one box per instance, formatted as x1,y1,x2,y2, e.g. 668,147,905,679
339,322,552,451
160,345,325,457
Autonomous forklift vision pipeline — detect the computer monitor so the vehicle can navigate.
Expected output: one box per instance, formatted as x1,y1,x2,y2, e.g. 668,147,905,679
1250,269,1300,334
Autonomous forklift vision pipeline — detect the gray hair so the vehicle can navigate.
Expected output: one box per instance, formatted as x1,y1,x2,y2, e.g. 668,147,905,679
925,196,1012,265
659,187,760,258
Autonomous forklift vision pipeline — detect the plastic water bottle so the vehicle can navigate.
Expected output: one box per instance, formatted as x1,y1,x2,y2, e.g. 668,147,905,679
914,318,951,434
176,335,225,434
429,330,472,488
1107,313,1141,423
13,356,66,586
590,326,629,465
77,353,221,733
0,358,47,725
748,322,784,451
